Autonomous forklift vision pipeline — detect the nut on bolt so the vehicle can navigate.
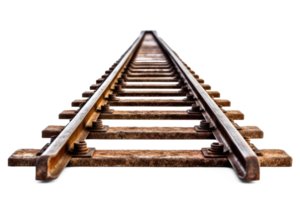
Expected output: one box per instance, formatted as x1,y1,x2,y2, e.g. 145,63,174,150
73,141,90,154
180,85,189,92
183,93,194,101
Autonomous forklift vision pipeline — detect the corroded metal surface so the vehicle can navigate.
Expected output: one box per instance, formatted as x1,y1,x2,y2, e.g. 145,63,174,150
154,31,261,180
9,30,292,181
35,31,146,180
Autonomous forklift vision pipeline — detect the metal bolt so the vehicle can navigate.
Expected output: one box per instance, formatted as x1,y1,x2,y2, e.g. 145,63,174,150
118,79,126,85
199,120,210,129
114,85,124,92
178,79,184,85
92,119,105,129
208,142,224,154
122,74,128,80
191,104,200,112
101,104,111,112
108,94,119,101
180,86,189,92
184,93,194,101
73,141,90,154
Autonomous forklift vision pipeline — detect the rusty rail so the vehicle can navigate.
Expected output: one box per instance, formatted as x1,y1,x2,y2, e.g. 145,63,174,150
35,31,146,180
26,31,259,181
152,31,260,180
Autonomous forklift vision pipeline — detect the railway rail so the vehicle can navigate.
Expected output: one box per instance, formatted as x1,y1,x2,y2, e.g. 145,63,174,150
8,30,292,181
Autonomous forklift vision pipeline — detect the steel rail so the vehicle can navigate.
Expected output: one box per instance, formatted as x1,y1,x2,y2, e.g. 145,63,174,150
35,31,146,180
35,30,260,180
152,31,260,180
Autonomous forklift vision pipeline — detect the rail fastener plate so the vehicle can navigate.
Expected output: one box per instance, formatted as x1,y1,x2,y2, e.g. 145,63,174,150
201,147,228,158
186,108,203,114
69,148,96,158
193,125,212,132
87,124,108,132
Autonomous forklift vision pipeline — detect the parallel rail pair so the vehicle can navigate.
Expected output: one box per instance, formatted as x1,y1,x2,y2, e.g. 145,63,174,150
8,31,292,180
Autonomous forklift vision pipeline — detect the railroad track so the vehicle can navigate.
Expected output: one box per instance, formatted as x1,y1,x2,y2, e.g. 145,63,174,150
8,30,292,181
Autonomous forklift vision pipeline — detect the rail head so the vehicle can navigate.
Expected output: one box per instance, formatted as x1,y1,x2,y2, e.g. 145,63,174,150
152,31,260,180
36,31,146,180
